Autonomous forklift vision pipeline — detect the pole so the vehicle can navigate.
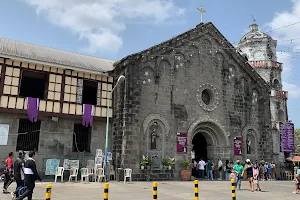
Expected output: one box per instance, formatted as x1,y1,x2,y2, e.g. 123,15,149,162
194,180,199,200
231,178,236,200
104,183,109,200
45,184,52,200
104,75,125,181
153,182,158,200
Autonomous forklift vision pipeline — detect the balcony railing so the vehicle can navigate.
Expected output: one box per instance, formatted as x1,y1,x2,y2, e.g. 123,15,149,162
248,60,282,69
271,90,288,100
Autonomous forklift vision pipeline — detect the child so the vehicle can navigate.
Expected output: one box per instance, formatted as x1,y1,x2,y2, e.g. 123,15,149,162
230,169,237,181
253,164,261,191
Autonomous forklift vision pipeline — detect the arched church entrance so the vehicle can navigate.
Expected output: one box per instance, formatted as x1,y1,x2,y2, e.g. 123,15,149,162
188,120,230,162
192,132,208,161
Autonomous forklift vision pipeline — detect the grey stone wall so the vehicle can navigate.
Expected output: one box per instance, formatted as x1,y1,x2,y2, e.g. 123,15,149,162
112,23,273,176
0,113,109,174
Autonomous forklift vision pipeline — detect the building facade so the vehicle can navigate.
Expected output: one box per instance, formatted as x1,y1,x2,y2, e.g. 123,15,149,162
112,22,274,179
0,38,115,172
237,20,289,163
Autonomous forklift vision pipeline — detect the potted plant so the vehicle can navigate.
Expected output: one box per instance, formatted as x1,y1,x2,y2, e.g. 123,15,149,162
180,161,191,181
140,155,150,169
167,157,175,170
162,159,168,169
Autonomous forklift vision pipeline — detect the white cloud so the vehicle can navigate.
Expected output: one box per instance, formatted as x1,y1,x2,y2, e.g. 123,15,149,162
283,81,300,98
266,0,300,99
21,0,185,54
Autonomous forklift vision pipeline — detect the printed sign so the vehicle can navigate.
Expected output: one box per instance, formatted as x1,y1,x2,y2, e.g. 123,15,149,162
63,159,80,170
177,132,187,153
0,124,9,145
280,122,295,152
45,159,60,175
234,136,242,156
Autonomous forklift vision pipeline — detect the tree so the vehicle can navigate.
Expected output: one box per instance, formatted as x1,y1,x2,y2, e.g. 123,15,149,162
295,128,300,153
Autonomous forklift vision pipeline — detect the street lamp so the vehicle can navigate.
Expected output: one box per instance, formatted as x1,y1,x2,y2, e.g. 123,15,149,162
104,75,125,181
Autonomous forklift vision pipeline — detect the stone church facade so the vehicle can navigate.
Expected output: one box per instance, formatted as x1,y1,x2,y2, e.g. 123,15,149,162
112,22,274,178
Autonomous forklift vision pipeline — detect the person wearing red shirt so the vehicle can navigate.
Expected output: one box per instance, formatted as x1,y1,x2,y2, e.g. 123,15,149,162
3,152,14,193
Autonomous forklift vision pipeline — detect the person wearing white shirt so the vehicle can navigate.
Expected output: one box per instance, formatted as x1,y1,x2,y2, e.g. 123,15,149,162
218,158,223,180
198,158,206,179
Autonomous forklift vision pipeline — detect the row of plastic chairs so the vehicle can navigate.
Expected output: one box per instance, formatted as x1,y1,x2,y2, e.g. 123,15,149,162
55,167,132,184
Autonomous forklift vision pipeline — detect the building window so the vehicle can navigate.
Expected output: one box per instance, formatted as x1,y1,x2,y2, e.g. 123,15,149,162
81,80,98,105
73,123,91,152
3,67,20,95
47,74,62,101
16,119,41,151
19,70,48,99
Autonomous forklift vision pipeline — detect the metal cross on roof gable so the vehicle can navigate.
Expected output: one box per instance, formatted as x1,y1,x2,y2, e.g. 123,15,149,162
197,5,206,23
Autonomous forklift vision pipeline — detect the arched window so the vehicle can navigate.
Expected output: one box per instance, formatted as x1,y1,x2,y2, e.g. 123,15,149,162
273,79,280,90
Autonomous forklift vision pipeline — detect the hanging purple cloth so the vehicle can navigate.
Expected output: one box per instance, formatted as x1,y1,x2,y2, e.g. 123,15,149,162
82,104,94,127
27,97,39,122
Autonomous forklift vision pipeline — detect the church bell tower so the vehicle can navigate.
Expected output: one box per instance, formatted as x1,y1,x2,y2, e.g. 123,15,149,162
236,20,289,162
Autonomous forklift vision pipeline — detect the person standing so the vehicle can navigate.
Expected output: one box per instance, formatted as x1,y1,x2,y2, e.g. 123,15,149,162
233,160,244,190
11,151,25,198
243,159,254,192
253,164,261,191
271,161,276,180
218,158,223,180
198,158,206,179
207,159,213,180
3,152,14,193
15,151,42,200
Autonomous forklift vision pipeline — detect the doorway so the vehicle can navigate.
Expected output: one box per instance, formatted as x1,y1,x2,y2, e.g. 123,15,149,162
192,132,208,161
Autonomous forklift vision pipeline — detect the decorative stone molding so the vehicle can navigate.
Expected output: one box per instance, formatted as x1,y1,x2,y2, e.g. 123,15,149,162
196,83,220,111
187,117,229,147
143,114,170,136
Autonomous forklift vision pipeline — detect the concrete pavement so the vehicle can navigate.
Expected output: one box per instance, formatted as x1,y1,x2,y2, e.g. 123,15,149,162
0,180,297,200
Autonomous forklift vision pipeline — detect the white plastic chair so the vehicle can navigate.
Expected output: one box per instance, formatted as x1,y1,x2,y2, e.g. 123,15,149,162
95,156,103,165
54,167,64,183
87,167,95,181
124,168,132,184
110,165,115,180
80,168,89,183
94,164,102,180
96,149,103,157
96,168,106,182
107,152,112,160
68,167,78,182
87,160,95,168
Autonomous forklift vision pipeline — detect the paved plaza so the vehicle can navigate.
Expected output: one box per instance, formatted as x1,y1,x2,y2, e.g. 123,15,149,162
0,180,297,200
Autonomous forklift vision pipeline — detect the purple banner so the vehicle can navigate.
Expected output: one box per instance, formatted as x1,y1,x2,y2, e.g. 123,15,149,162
176,132,187,153
280,122,295,152
234,136,242,156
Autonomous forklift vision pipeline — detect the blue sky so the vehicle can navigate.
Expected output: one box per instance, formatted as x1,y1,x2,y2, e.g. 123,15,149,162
0,0,299,127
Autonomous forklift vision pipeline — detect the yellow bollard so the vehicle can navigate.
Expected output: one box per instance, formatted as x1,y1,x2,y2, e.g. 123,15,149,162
194,180,199,200
45,184,52,200
153,182,158,200
104,183,109,200
231,178,236,200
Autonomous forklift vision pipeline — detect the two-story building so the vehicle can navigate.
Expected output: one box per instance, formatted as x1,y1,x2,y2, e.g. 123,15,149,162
0,37,115,171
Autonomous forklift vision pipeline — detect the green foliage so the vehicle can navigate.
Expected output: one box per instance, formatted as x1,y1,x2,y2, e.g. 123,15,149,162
140,155,151,166
167,157,175,166
181,161,191,170
162,159,168,166
295,128,300,153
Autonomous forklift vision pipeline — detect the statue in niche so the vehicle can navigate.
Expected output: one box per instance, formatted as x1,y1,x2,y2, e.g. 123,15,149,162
150,122,159,150
246,137,251,154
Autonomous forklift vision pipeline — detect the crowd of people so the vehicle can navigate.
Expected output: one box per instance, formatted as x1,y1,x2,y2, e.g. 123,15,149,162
191,158,279,192
1,151,42,200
